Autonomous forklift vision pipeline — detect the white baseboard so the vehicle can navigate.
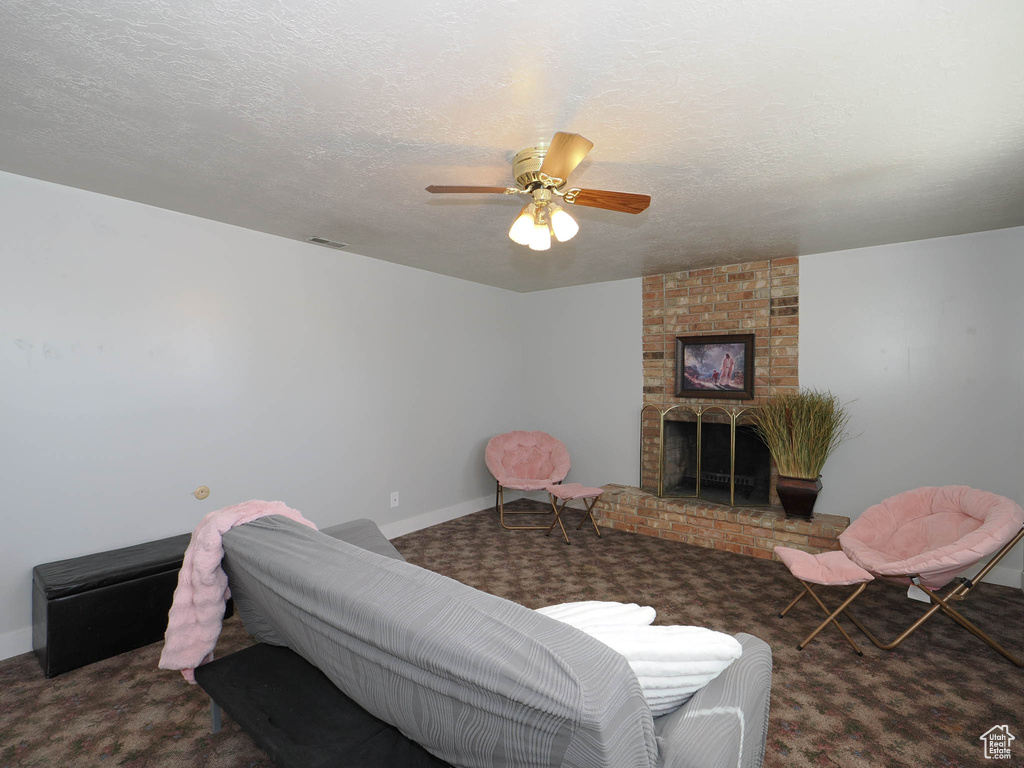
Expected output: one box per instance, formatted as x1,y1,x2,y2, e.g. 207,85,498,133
380,493,508,540
0,626,32,662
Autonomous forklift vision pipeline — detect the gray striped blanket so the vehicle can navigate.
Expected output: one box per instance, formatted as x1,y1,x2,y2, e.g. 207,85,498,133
222,516,770,768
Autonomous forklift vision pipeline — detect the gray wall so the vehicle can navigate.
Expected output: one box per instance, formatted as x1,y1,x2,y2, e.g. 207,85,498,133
800,226,1024,585
0,171,524,658
519,280,643,496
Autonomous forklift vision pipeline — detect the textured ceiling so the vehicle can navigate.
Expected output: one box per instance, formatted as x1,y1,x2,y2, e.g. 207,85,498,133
1,0,1023,291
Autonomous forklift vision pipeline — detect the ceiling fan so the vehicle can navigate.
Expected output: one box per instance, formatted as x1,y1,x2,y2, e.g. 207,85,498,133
426,132,651,251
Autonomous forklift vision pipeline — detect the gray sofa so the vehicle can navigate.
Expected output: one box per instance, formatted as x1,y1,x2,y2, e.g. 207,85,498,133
221,515,772,768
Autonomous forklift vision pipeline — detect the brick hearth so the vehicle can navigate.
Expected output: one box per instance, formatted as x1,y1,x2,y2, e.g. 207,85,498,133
594,484,849,558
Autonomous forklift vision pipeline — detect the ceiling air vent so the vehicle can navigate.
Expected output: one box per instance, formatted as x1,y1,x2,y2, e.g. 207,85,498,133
307,236,348,250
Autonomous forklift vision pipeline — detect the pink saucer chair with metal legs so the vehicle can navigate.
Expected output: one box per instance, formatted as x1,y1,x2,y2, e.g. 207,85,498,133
485,431,570,533
779,486,1024,665
838,485,1024,665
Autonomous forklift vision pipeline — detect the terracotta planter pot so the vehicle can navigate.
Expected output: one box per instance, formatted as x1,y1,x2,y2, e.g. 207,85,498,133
775,476,823,519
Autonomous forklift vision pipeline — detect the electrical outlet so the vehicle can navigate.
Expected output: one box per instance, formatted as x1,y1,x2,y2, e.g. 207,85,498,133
390,491,400,508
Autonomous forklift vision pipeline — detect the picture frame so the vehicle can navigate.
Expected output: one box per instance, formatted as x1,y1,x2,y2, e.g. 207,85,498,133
674,333,755,400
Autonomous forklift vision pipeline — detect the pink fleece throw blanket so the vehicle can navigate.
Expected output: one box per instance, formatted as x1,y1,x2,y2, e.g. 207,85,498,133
158,500,317,682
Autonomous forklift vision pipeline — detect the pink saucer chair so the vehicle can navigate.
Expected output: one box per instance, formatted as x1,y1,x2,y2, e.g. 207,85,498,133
485,431,570,532
839,486,1024,665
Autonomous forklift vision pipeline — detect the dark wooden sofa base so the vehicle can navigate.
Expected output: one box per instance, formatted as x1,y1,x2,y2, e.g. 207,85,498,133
194,643,450,768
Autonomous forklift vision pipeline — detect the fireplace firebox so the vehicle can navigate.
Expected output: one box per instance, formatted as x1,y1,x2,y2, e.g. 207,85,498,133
640,404,771,506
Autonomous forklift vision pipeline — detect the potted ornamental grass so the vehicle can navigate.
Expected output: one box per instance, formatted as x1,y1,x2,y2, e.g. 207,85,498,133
753,389,852,519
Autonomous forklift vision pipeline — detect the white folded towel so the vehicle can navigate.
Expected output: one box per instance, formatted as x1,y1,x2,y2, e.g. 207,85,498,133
535,600,657,629
536,602,742,716
583,625,743,716
583,624,741,661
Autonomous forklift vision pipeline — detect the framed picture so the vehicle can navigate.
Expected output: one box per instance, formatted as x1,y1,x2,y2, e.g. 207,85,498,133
674,333,755,400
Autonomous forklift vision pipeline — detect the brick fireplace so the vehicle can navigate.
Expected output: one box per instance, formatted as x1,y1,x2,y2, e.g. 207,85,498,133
592,257,849,557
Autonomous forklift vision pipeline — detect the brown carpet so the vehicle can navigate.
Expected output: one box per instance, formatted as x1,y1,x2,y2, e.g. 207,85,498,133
2,501,1022,767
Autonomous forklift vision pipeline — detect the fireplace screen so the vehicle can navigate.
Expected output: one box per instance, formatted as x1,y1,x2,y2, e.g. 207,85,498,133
641,404,771,506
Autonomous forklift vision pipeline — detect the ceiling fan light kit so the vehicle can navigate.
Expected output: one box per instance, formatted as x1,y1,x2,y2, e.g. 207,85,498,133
548,204,579,242
511,187,568,251
509,203,537,246
529,214,552,251
427,132,651,251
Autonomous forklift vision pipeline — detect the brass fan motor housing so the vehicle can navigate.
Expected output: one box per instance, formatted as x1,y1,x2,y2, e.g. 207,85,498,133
513,144,551,190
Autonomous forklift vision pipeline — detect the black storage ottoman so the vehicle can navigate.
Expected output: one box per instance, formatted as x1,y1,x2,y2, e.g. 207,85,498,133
194,643,450,768
32,532,231,677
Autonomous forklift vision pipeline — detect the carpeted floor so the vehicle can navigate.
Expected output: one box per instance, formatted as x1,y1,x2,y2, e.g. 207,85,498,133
2,501,1022,767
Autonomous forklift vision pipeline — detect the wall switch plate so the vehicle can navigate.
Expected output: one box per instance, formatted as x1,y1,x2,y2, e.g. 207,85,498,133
390,491,399,508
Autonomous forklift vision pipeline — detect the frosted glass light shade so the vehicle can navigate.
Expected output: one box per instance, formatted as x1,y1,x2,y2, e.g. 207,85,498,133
549,205,579,242
528,222,551,251
509,204,536,245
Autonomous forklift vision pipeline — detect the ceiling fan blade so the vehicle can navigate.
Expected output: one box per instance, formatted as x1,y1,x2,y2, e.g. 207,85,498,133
425,185,512,194
539,132,594,181
567,189,651,214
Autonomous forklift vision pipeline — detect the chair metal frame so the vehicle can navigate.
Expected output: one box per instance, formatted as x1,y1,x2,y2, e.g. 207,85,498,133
779,580,869,655
495,481,558,532
543,491,603,545
779,525,1024,666
843,524,1024,666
